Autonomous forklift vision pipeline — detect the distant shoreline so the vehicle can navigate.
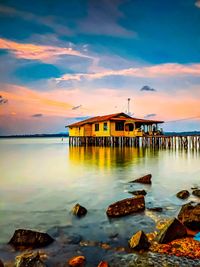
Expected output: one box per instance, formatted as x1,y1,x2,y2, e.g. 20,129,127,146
0,133,69,138
0,131,200,138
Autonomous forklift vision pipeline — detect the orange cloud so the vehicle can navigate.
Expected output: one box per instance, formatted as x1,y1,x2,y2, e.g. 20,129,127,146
0,84,75,118
0,38,91,62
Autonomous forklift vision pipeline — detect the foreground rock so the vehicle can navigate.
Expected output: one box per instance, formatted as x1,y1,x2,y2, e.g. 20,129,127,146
176,190,190,199
68,255,86,267
178,202,200,230
0,259,4,267
72,204,87,217
156,218,187,244
130,174,152,184
151,237,200,260
128,189,147,196
8,229,54,250
106,195,145,217
129,230,150,250
192,189,200,198
97,261,109,267
15,252,46,267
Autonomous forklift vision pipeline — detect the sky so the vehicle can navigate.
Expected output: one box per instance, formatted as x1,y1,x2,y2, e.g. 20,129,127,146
0,0,200,134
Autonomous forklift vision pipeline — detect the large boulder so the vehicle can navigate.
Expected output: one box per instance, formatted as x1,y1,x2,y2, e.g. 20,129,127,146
130,174,152,184
8,229,54,250
192,189,200,198
68,255,86,267
72,204,87,217
129,230,150,250
176,190,190,199
178,202,200,230
128,189,147,196
0,259,4,267
15,252,46,267
106,195,145,217
156,218,187,244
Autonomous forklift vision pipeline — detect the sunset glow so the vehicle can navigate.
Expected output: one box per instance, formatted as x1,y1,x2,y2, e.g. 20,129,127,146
0,1,200,134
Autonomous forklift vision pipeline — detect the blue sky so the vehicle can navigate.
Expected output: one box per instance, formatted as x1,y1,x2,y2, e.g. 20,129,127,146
0,0,200,134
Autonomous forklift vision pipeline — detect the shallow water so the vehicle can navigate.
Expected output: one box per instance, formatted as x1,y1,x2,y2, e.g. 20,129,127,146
0,138,200,263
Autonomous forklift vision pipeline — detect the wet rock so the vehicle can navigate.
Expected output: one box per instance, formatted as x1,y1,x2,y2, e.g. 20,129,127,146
8,229,54,250
147,207,163,212
68,255,86,267
192,189,200,198
97,261,109,267
129,230,150,250
178,202,200,230
0,259,4,267
176,190,190,199
72,204,87,217
128,189,147,196
156,218,187,244
130,174,152,184
106,195,145,217
65,234,82,244
15,252,46,267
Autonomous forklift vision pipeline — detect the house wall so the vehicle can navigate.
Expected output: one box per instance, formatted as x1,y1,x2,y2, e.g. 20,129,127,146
69,126,85,136
84,124,92,136
91,120,111,136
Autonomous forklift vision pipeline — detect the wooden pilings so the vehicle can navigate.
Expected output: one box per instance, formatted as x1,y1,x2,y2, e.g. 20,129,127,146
69,135,200,149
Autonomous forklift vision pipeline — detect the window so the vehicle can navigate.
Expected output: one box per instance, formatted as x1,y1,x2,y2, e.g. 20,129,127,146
103,122,108,131
115,121,124,131
95,123,99,131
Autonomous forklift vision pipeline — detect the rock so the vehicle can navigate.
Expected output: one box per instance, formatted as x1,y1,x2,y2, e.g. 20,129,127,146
72,204,87,217
15,252,46,267
0,259,4,267
192,189,200,198
176,190,190,199
8,229,54,250
65,234,82,244
106,195,145,217
178,202,200,230
129,230,150,250
130,174,152,184
156,218,187,244
128,189,147,196
147,207,163,212
97,261,109,267
68,256,86,267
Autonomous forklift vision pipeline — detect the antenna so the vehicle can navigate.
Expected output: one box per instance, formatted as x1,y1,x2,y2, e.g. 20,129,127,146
127,98,130,114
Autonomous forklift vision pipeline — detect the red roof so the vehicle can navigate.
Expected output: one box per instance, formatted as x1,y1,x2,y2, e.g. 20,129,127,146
66,112,164,127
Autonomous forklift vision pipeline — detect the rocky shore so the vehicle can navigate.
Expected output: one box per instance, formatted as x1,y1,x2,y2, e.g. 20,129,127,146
0,174,199,267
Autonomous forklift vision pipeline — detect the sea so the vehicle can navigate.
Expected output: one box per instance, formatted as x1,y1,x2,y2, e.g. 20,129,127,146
0,137,199,266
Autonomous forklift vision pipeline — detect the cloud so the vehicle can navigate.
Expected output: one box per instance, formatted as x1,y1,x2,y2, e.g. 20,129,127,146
78,0,135,37
72,105,82,110
32,113,43,117
55,63,200,83
0,38,91,63
195,0,200,8
0,95,8,104
0,4,72,36
140,85,156,92
144,113,157,118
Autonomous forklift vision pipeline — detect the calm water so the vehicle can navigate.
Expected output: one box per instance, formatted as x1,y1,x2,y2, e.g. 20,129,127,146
0,138,200,247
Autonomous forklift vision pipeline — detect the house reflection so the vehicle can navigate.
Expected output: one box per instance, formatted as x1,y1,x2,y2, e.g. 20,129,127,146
68,146,153,170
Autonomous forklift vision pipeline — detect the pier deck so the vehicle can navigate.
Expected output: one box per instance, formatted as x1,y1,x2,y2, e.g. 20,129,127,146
69,135,200,149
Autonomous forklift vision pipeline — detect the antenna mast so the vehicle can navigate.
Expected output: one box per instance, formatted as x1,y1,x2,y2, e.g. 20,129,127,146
127,98,130,114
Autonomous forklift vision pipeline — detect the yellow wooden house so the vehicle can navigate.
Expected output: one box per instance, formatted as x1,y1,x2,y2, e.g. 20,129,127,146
67,112,164,137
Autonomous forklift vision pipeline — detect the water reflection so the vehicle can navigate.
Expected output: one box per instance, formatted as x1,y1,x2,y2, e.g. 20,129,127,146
69,146,159,170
